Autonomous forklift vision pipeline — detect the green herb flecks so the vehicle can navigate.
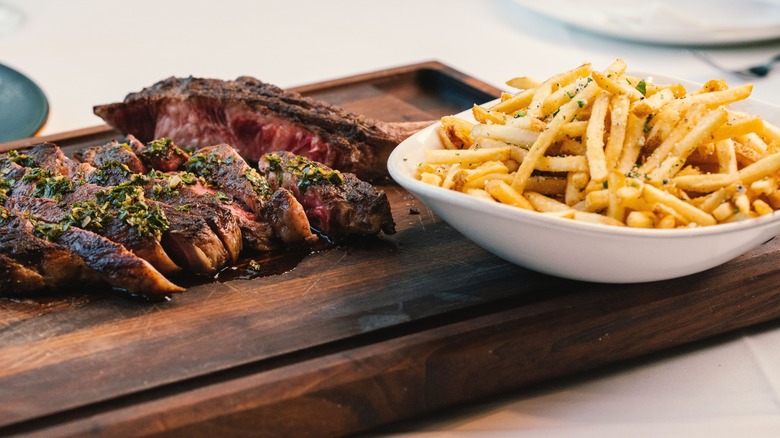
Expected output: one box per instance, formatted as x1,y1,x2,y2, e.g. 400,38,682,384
265,153,344,193
7,150,36,168
22,168,54,182
215,191,233,204
91,160,133,185
188,151,271,199
244,168,271,198
0,205,12,225
184,153,219,177
65,201,111,233
96,185,169,239
31,173,75,201
0,174,12,204
33,222,69,242
139,137,187,159
636,79,647,96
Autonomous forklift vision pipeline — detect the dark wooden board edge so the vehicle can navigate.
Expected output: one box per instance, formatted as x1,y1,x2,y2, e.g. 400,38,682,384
7,241,780,437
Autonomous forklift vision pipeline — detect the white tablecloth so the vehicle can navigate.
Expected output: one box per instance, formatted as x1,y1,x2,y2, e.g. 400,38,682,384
2,1,780,436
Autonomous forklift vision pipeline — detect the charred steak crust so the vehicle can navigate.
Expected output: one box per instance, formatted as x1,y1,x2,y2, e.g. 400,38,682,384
93,76,399,180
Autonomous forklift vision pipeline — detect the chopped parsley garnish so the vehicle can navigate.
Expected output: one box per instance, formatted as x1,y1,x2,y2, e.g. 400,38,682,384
215,191,233,204
146,171,198,199
184,153,219,177
22,167,54,182
264,153,344,193
65,201,111,233
0,175,11,203
95,185,169,239
31,173,75,201
33,222,69,242
636,79,647,96
187,151,271,198
91,160,133,185
0,205,12,224
7,150,36,167
138,137,187,159
244,168,271,198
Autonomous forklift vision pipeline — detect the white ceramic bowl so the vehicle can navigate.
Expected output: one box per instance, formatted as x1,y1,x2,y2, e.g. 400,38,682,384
387,74,780,283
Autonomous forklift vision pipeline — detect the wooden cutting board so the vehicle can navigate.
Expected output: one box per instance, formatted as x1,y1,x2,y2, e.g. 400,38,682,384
3,61,780,437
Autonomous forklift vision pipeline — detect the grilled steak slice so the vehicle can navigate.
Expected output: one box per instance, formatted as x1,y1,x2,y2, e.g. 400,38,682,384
6,166,183,276
24,143,91,177
0,254,45,294
76,139,148,174
264,188,318,246
8,192,183,276
0,224,93,292
86,160,244,261
2,209,183,295
159,204,228,275
185,144,269,215
93,76,417,180
133,136,191,172
258,151,395,237
184,144,316,246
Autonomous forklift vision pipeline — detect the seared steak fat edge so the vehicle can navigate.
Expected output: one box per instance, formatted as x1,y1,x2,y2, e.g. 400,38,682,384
1,138,395,298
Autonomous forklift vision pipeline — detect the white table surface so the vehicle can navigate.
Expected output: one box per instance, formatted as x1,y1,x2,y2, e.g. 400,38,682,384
2,1,780,436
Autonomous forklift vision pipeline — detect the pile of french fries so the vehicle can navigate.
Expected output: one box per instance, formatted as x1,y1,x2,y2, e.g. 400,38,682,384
418,59,780,228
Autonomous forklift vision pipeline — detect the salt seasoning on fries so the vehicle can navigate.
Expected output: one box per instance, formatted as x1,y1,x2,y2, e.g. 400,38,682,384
418,59,780,228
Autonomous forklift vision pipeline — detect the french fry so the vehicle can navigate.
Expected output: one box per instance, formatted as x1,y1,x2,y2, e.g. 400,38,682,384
420,59,778,229
632,87,675,117
506,76,541,90
591,71,645,101
711,111,763,142
526,175,568,195
440,116,474,149
605,94,630,168
485,180,534,210
470,124,539,147
715,138,739,175
525,191,573,213
511,81,600,192
685,83,753,107
472,105,509,125
425,147,511,165
642,184,716,226
585,93,611,182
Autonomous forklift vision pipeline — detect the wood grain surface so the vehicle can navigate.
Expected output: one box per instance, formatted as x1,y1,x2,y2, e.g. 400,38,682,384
2,62,780,437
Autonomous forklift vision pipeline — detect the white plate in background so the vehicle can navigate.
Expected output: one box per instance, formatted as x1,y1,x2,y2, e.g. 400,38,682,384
513,0,780,45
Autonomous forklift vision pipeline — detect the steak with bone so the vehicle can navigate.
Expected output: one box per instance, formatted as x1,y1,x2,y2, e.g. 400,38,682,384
93,76,430,181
